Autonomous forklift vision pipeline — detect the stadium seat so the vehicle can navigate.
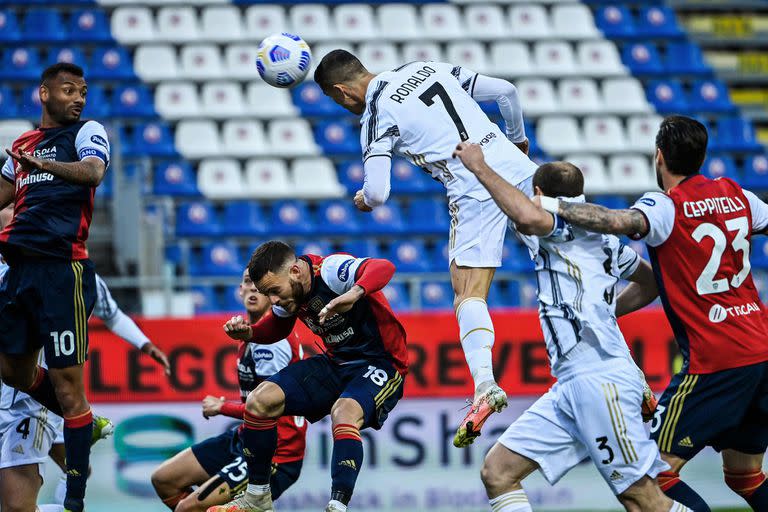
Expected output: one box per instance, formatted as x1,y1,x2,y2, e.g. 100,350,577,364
132,122,176,157
295,240,332,257
534,41,577,76
316,200,361,235
225,45,260,80
702,155,738,180
646,80,689,114
190,285,218,314
90,47,134,80
489,42,534,77
47,47,87,71
377,4,421,41
19,85,41,117
402,43,444,63
112,84,156,117
336,160,364,195
291,157,345,198
517,80,558,115
244,159,292,198
406,198,450,235
314,121,362,156
267,119,319,157
358,44,400,74
508,5,551,39
244,83,296,119
179,45,224,80
197,159,244,199
428,240,449,273
153,161,200,196
201,6,244,42
382,283,411,311
465,5,506,40
334,4,378,41
0,121,33,153
291,82,346,117
583,116,628,153
420,281,453,310
626,115,662,152
202,82,246,119
391,159,429,195
558,79,603,114
500,239,532,273
70,9,112,43
751,238,768,270
338,239,381,259
156,7,200,43
220,284,244,313
111,7,156,44
538,117,583,155
388,240,430,273
221,120,267,158
552,4,599,40
446,41,489,74
155,82,200,119
134,45,179,82
743,155,768,190
665,42,711,76
289,4,333,42
244,6,287,41
81,84,110,119
176,201,220,237
602,78,651,114
577,40,625,76
713,117,763,152
0,86,19,119
365,203,406,235
176,120,222,159
1,48,42,81
637,6,683,38
22,9,66,42
607,155,654,193
422,4,463,41
195,242,243,277
221,202,268,236
595,5,635,38
561,154,610,194
270,200,313,235
689,79,735,113
622,43,664,76
0,10,21,43
592,195,630,210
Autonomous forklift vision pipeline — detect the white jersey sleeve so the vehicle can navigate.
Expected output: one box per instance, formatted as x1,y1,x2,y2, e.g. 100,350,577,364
1,157,14,184
630,192,675,247
471,74,526,144
744,189,768,233
92,274,118,321
320,254,370,296
616,243,641,280
362,153,392,208
360,84,400,162
251,339,293,378
93,274,151,350
75,120,110,168
271,305,293,318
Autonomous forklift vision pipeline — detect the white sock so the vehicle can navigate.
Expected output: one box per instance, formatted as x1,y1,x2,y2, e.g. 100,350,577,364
54,474,67,504
669,501,691,512
457,297,496,390
328,499,347,511
489,490,532,511
247,483,270,495
39,505,65,512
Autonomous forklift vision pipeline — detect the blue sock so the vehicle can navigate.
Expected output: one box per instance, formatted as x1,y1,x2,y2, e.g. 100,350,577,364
63,409,93,512
331,423,363,505
659,472,710,512
725,469,768,510
746,481,768,509
241,411,277,486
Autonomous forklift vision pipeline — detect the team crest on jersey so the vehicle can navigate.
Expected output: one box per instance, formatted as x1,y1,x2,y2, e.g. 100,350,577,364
308,297,325,314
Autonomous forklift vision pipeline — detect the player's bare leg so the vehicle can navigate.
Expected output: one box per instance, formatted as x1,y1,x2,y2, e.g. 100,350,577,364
722,449,768,510
326,398,366,512
618,476,682,512
176,475,235,512
481,443,537,511
451,263,507,447
0,464,43,512
152,448,209,509
0,351,43,397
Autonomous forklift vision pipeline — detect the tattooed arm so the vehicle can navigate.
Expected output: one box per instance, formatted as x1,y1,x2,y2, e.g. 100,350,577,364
541,199,650,237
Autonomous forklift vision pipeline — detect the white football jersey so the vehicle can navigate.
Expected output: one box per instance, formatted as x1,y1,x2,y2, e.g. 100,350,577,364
360,61,537,202
530,197,641,378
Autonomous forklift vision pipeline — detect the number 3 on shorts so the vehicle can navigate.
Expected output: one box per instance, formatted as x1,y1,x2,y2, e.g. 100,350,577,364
363,365,388,386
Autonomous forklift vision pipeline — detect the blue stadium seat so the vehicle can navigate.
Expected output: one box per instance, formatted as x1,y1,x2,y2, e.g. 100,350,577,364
420,281,453,310
193,242,243,276
337,160,364,194
291,82,347,117
622,43,664,75
712,117,763,153
111,84,155,117
751,238,768,270
95,166,113,200
270,200,313,235
316,200,360,235
314,121,361,155
221,284,245,312
221,202,268,237
131,122,176,156
176,201,221,237
70,9,112,43
382,283,411,311
89,47,134,80
636,6,682,38
702,155,738,180
22,9,67,42
1,48,42,81
388,240,431,273
338,239,381,259
0,10,21,43
0,86,19,118
154,161,200,196
689,79,735,113
486,282,504,307
665,42,711,76
500,239,532,273
190,285,219,314
519,278,539,308
47,47,88,73
743,155,768,190
20,84,41,117
406,198,450,235
364,202,405,234
391,158,429,194
591,195,630,210
503,281,522,308
164,243,187,267
242,240,266,263
295,240,332,256
429,241,450,273
595,5,635,38
82,84,110,118
646,80,689,114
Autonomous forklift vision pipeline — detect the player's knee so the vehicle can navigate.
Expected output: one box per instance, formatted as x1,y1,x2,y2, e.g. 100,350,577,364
175,495,204,512
150,464,174,495
330,398,364,427
1,494,35,512
246,382,283,418
618,476,668,512
481,453,519,494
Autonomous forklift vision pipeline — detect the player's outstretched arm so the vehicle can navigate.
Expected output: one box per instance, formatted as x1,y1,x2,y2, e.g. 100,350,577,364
224,311,297,344
5,148,105,187
453,142,552,236
356,155,392,211
469,74,527,152
617,259,659,317
538,196,649,237
319,258,395,324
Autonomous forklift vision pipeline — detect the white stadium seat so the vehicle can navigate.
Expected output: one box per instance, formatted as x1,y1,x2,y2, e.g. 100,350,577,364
309,42,355,77
533,41,577,76
551,4,599,40
111,7,156,44
179,45,224,80
538,116,583,154
197,159,244,199
267,119,319,157
582,116,628,153
558,78,603,114
508,5,551,39
245,159,292,198
402,42,444,64
577,41,625,76
626,115,663,152
358,43,400,73
221,120,267,158
563,154,612,194
489,42,534,76
154,82,200,119
245,83,296,118
201,7,244,42
0,121,33,153
377,4,421,41
176,120,221,159
156,7,200,43
608,155,654,193
224,45,261,80
291,158,345,198
465,5,507,40
244,6,288,40
201,82,244,119
421,4,463,41
334,5,378,41
516,79,558,115
602,78,651,114
446,42,489,74
289,4,333,42
134,45,179,82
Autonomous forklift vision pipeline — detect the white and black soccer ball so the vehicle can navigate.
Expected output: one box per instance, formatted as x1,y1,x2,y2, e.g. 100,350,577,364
256,33,312,88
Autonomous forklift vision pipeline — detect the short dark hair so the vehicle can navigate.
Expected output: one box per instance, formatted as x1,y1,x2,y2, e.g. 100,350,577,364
655,115,708,176
41,62,84,84
313,49,367,91
248,241,296,284
533,162,584,198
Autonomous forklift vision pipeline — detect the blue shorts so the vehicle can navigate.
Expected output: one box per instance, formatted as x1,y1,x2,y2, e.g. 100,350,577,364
0,257,95,368
268,354,405,430
650,360,768,459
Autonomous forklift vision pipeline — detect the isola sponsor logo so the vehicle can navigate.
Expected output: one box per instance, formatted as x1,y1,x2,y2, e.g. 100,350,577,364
337,259,354,282
252,348,274,361
708,301,761,323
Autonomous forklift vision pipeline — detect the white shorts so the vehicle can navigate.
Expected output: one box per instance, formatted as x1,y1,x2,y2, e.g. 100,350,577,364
0,411,58,472
448,178,534,268
497,358,669,495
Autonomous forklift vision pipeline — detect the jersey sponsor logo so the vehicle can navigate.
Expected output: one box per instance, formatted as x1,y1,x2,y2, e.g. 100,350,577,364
708,302,760,323
683,196,746,218
477,132,497,147
337,259,354,282
90,134,108,149
32,147,57,160
16,172,54,190
323,326,354,345
252,348,275,361
389,65,437,104
678,436,694,448
639,197,656,207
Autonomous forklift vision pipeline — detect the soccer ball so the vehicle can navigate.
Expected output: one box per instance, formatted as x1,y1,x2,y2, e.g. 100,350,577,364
256,33,312,88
